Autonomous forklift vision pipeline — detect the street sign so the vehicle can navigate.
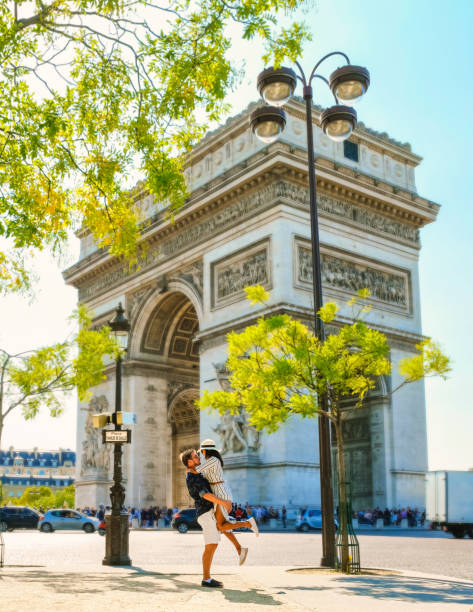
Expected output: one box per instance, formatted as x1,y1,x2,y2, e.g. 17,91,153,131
102,430,132,444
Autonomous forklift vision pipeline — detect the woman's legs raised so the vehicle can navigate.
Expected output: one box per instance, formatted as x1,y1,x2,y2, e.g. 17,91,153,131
215,504,251,532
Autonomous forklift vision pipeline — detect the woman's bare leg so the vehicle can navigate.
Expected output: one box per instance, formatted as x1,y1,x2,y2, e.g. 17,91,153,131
224,531,241,555
215,504,251,532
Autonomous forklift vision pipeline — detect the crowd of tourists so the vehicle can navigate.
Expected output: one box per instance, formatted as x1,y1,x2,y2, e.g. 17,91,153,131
354,506,425,527
77,503,289,527
77,503,425,528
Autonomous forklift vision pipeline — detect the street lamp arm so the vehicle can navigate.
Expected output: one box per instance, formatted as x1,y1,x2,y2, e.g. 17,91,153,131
294,60,307,86
311,74,339,104
308,50,350,84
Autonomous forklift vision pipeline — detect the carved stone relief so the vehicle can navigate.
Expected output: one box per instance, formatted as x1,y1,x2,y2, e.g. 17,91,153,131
212,239,271,308
80,395,111,477
213,410,261,455
277,182,419,245
296,241,410,311
78,180,419,302
212,363,261,455
332,416,373,505
175,260,203,297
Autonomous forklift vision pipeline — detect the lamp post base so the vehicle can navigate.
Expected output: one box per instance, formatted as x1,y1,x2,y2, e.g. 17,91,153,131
102,514,131,566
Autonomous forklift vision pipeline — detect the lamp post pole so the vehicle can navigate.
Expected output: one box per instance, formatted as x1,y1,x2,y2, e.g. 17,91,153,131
302,82,335,568
251,56,370,568
103,303,131,566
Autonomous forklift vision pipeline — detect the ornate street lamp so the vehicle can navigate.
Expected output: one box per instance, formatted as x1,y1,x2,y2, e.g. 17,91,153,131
251,53,369,568
103,302,131,566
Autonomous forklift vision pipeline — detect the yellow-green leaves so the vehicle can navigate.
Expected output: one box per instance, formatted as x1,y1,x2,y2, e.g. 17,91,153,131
318,301,338,323
199,288,450,435
0,0,308,294
0,304,121,445
245,285,270,305
399,339,451,383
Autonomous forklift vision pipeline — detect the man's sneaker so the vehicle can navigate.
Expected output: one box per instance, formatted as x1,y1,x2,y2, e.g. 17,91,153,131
249,516,259,536
201,578,223,588
239,547,248,566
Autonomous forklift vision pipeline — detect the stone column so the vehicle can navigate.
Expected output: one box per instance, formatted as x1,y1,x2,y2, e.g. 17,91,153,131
126,374,171,508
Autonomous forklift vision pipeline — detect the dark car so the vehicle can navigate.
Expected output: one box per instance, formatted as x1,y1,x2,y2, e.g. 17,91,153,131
171,508,201,534
0,506,41,531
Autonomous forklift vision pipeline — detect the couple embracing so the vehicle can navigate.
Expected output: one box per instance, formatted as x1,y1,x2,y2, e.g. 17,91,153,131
180,438,259,588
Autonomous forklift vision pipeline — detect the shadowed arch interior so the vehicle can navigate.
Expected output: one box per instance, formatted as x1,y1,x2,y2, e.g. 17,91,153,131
169,389,200,508
141,292,199,362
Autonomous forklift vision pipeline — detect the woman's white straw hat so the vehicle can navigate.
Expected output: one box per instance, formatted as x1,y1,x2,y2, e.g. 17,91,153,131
200,438,221,452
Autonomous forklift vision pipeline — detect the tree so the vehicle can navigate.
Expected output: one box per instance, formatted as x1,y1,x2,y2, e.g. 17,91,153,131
53,483,75,508
16,485,56,508
199,285,451,572
0,305,121,448
0,0,309,293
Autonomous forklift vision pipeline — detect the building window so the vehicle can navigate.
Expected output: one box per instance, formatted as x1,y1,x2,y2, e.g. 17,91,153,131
343,140,359,162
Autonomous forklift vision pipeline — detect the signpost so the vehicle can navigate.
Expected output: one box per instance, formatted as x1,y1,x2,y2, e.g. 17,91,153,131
102,430,132,444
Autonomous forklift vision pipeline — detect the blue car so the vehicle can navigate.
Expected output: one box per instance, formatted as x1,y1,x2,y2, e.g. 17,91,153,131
296,507,339,532
39,509,100,533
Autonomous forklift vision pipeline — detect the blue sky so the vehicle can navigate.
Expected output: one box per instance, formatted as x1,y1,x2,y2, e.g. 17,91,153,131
2,0,472,469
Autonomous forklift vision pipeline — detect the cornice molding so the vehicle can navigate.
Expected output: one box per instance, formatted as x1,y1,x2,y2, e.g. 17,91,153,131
64,141,436,295
190,99,419,164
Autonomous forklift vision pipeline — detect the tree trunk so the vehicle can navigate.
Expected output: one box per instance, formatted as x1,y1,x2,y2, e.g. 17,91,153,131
335,420,349,572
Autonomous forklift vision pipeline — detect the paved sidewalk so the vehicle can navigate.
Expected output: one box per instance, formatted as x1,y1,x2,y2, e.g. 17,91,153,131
0,563,472,611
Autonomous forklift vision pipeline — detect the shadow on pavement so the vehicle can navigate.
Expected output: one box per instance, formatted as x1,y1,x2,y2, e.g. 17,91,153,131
333,575,473,605
0,567,283,606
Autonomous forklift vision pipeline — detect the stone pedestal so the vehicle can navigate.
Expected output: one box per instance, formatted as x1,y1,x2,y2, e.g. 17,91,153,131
103,514,131,566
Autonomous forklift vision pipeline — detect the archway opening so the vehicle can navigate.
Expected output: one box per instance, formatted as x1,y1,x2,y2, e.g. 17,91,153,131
140,290,200,508
169,389,200,508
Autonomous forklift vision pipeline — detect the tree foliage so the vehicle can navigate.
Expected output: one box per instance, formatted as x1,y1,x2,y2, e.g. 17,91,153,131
0,305,121,447
6,484,75,509
199,285,451,571
0,0,310,293
200,286,450,431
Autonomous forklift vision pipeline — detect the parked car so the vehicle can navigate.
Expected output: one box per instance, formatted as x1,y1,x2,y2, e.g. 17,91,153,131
0,506,41,531
39,509,100,533
296,507,339,532
171,508,201,534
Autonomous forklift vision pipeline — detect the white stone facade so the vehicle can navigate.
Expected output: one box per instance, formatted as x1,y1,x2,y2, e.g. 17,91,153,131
64,99,438,512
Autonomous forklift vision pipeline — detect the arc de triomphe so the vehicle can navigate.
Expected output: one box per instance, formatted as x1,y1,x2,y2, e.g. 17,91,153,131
64,98,438,512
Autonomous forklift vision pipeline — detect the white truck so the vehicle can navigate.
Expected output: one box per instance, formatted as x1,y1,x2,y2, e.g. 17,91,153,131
426,471,473,539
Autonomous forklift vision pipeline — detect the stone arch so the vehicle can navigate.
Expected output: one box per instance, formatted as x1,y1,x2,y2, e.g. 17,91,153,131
333,375,391,510
127,284,201,509
129,278,202,360
168,388,200,508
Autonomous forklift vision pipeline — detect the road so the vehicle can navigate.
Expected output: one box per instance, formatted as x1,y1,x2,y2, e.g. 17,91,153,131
2,529,472,580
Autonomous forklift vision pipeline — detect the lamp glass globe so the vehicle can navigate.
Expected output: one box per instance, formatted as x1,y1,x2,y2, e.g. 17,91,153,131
254,119,283,143
335,80,366,105
262,81,293,107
